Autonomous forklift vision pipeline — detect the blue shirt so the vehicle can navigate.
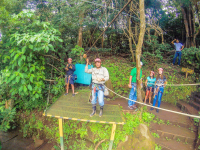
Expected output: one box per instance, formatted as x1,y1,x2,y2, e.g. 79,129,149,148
147,76,156,87
174,43,183,51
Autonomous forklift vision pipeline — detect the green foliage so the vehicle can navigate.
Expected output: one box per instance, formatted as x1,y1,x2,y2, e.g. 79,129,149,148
152,132,160,138
1,11,63,109
19,113,44,138
166,120,170,125
0,101,16,132
143,36,172,62
142,112,155,124
69,45,85,64
50,78,65,102
155,144,162,150
17,110,155,149
181,47,200,69
163,72,197,104
103,59,131,96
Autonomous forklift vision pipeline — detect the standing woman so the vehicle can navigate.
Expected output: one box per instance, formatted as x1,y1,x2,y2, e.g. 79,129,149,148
144,71,156,105
65,58,76,96
150,68,167,112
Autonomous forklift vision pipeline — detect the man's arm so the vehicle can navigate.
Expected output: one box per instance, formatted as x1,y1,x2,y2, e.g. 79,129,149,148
85,58,92,73
128,76,132,88
181,45,184,51
100,68,109,82
65,64,69,71
171,39,176,45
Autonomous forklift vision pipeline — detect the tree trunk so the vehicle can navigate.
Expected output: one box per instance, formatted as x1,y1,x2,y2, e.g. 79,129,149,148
181,5,196,47
78,11,84,47
194,1,200,46
128,13,135,62
129,37,135,62
78,26,83,47
136,0,145,104
181,6,190,47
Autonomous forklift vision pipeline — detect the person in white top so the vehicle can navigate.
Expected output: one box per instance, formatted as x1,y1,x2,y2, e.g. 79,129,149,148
85,58,109,117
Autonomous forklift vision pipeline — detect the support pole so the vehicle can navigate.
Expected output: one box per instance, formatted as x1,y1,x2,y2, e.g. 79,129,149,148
108,123,116,150
59,118,64,150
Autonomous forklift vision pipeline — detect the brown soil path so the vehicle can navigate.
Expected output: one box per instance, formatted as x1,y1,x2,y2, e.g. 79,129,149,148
105,98,197,150
0,129,54,150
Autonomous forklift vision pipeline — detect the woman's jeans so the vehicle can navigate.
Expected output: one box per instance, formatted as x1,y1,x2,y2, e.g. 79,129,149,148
152,86,164,108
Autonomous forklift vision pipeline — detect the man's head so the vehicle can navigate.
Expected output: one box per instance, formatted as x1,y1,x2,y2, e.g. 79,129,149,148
68,58,72,64
176,39,179,43
95,58,101,68
140,61,143,68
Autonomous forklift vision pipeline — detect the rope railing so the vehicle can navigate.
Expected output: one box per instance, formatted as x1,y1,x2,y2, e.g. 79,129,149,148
103,84,200,119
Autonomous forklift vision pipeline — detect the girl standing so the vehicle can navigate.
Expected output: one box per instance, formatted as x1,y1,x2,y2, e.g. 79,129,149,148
150,68,167,113
144,71,156,105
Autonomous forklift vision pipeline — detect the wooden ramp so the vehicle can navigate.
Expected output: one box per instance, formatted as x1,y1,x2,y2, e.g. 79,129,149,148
43,88,125,150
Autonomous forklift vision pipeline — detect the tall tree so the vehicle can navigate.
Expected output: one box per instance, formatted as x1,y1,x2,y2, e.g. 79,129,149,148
136,0,145,103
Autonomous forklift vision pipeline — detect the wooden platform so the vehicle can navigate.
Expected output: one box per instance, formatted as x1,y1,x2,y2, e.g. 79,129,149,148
44,89,125,124
43,88,125,150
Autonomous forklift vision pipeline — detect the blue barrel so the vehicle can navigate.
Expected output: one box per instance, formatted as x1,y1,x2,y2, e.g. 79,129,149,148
74,64,93,85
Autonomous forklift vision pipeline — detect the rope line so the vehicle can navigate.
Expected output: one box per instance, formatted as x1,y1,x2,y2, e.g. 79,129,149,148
103,84,200,119
86,0,132,54
87,0,113,47
141,82,200,86
80,0,140,21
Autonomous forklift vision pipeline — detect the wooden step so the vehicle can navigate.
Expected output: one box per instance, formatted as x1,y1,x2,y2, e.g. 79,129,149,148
155,138,194,150
189,101,200,111
177,101,199,115
194,92,200,98
193,96,200,104
150,123,196,144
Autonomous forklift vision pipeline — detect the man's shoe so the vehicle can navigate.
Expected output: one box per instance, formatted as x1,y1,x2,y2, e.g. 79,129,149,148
128,106,133,110
156,109,159,113
90,105,96,117
65,93,68,96
150,107,154,111
99,106,103,117
72,94,75,96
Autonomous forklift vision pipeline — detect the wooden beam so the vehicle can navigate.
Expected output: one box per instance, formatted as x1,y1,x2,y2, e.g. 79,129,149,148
108,123,117,150
59,118,64,150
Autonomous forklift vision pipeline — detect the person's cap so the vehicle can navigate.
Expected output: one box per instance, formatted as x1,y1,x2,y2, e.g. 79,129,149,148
68,58,72,61
95,58,101,62
150,71,155,75
158,68,163,71
140,61,143,66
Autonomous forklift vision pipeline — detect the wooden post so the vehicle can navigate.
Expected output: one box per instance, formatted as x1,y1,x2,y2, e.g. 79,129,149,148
59,118,64,150
108,124,116,150
186,72,188,78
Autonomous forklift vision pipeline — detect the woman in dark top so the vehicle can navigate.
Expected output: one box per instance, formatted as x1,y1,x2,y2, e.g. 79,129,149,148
150,68,167,113
65,58,76,96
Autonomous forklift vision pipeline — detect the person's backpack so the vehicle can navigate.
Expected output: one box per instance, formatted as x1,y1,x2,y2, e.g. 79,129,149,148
72,74,77,80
